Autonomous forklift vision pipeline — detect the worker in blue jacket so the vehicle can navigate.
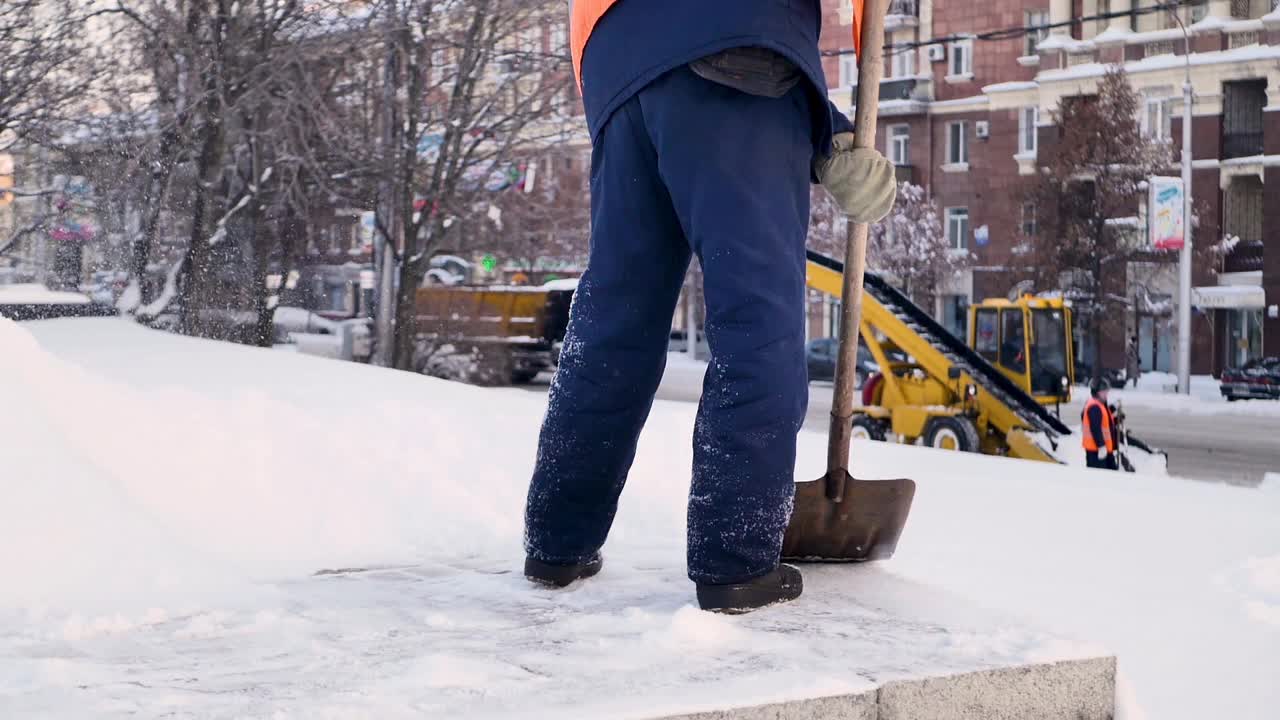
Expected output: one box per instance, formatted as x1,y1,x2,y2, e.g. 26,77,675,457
523,0,897,613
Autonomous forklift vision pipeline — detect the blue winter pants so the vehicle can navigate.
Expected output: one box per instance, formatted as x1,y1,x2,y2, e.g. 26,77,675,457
524,65,813,585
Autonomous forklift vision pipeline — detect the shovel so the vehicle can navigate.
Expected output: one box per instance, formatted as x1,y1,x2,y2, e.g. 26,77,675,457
781,0,916,562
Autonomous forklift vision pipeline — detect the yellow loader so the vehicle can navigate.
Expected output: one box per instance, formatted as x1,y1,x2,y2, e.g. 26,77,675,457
805,251,1073,463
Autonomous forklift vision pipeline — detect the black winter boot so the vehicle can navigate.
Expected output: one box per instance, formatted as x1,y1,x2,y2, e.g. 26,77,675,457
696,565,803,614
524,554,603,588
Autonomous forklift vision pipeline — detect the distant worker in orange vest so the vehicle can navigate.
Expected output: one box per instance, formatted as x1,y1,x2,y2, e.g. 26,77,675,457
523,1,897,612
1082,378,1119,470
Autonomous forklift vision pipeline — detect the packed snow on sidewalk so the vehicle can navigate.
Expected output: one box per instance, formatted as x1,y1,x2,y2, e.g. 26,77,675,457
2,318,1278,719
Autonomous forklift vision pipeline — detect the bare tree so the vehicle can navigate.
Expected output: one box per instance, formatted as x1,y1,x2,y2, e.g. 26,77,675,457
809,181,963,309
473,149,589,277
351,0,577,369
0,0,102,258
108,0,343,341
1026,67,1171,373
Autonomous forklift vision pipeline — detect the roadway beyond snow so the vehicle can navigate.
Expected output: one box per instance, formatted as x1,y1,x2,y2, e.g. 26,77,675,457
520,358,1279,486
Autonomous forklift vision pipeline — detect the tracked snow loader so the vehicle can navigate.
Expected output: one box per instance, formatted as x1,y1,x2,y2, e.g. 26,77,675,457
804,251,1072,462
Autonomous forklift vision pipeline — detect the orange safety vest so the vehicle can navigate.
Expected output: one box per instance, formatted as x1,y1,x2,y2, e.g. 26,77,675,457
1080,397,1116,453
569,0,866,88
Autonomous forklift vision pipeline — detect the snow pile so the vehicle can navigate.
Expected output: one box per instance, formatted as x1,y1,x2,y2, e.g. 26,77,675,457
1053,425,1169,475
0,283,91,305
1231,556,1280,628
542,277,580,291
271,305,338,335
1105,372,1280,417
0,317,690,615
2,318,1279,719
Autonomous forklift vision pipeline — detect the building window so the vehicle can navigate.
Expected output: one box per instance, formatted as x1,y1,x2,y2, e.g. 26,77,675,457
1189,0,1208,23
1224,176,1263,245
946,207,970,249
948,38,973,77
1025,10,1049,55
891,46,915,78
1018,107,1038,154
888,125,910,166
838,54,859,87
1223,79,1266,159
947,121,968,164
1021,202,1037,236
941,294,969,339
1143,98,1170,139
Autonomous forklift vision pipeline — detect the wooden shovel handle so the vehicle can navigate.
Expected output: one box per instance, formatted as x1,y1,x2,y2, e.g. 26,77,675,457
827,0,888,496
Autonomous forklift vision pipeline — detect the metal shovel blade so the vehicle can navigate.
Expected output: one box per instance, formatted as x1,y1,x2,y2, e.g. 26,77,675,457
781,471,916,562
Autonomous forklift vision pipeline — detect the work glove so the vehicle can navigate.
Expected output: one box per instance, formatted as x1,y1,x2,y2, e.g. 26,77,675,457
814,132,897,224
1097,447,1110,460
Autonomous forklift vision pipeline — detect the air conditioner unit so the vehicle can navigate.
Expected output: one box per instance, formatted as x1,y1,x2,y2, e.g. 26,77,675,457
927,45,945,62
975,120,990,138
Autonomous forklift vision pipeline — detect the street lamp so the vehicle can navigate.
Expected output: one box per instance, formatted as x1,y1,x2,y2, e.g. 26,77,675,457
1161,0,1194,394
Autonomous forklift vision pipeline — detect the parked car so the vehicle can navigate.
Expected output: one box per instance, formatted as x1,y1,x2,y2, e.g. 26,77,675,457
805,337,878,386
1220,357,1280,401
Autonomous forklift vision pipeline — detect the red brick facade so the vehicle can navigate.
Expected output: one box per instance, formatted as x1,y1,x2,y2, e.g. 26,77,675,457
814,0,1278,376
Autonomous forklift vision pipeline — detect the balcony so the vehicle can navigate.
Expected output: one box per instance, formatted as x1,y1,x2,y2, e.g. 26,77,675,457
1223,132,1264,159
894,165,915,185
879,77,928,101
885,0,919,29
1223,241,1264,273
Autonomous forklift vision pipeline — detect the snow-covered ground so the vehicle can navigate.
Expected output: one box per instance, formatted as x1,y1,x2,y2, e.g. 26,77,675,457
1086,372,1280,417
2,318,1279,718
0,283,92,305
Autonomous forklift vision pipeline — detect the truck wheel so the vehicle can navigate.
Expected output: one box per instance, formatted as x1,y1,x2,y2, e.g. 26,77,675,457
850,414,887,442
511,369,540,384
924,416,980,452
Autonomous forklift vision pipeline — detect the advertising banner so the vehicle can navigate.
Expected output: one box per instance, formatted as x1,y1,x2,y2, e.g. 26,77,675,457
1149,176,1185,251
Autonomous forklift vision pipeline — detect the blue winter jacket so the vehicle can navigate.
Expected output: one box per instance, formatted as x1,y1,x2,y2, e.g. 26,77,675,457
578,0,854,156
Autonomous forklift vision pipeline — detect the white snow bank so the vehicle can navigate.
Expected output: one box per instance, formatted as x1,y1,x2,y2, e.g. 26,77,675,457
290,331,344,358
1103,372,1280,417
542,277,580,291
0,283,91,305
271,305,338,334
1055,425,1168,475
0,318,557,613
2,318,1279,719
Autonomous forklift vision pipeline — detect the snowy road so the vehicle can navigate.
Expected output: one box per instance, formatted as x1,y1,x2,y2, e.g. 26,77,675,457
523,356,1280,485
1059,399,1280,486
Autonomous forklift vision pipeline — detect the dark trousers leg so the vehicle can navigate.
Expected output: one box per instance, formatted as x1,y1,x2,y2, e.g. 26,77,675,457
524,97,690,565
1086,451,1117,470
640,67,814,584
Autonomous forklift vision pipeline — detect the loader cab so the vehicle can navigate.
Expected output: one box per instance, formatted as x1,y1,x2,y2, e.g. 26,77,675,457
969,297,1074,405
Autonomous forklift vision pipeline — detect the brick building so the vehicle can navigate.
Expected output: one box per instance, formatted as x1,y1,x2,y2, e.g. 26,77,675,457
817,0,1280,377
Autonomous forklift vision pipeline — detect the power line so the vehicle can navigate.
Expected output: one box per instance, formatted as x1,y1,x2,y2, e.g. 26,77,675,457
822,0,1204,57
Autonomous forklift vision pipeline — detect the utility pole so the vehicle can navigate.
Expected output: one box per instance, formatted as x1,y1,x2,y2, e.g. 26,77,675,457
372,0,400,367
1165,2,1194,394
1177,69,1193,394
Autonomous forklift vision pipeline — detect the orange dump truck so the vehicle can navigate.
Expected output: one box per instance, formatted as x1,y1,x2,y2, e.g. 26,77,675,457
412,284,574,385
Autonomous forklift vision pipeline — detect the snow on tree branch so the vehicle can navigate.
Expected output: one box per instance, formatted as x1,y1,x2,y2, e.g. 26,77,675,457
809,181,964,308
